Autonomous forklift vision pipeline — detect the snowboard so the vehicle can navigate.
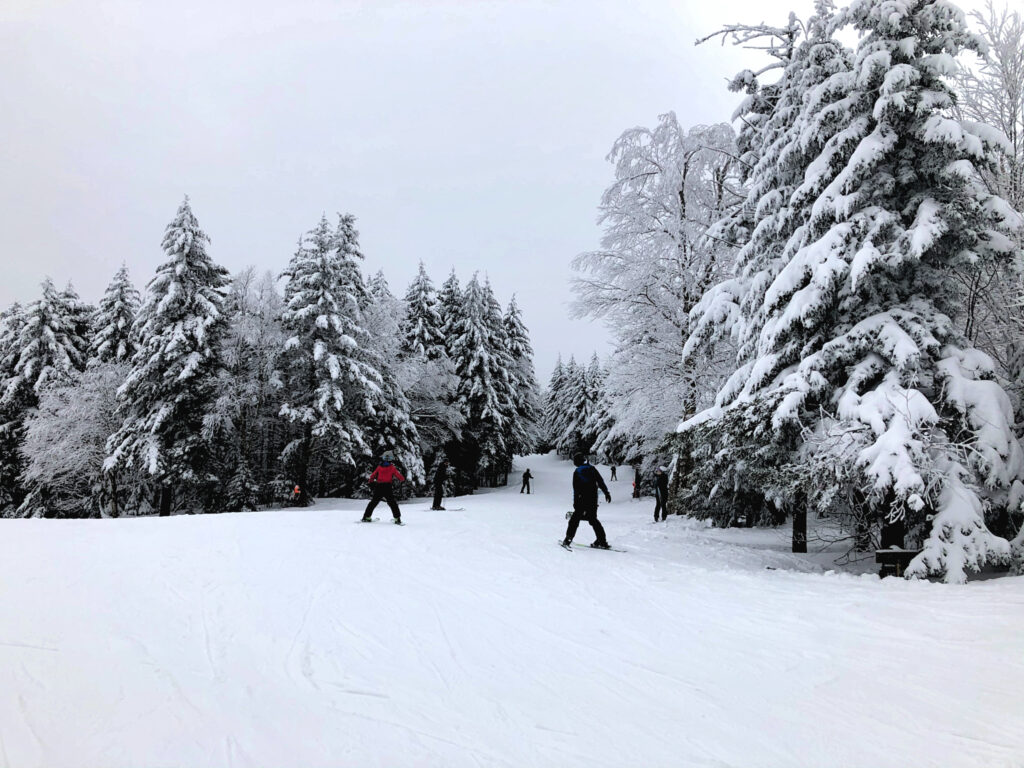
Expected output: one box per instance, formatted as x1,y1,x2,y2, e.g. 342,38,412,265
557,539,626,553
357,518,405,525
427,507,466,512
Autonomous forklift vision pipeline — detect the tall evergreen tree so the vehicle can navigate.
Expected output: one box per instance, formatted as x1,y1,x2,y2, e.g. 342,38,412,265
503,295,541,455
0,303,28,511
91,264,141,364
278,214,381,503
106,197,230,515
450,274,514,483
8,278,87,400
685,0,1024,582
437,269,463,358
401,262,445,359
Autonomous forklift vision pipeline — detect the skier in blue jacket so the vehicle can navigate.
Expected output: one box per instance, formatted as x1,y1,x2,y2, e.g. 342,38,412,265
562,453,611,549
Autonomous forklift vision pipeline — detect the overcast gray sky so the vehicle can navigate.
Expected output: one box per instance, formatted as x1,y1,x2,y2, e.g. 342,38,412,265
0,0,985,378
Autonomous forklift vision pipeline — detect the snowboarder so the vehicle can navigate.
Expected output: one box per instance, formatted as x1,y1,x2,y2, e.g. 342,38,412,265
610,465,617,481
654,465,669,522
362,454,405,523
521,468,533,494
431,458,449,510
562,453,611,549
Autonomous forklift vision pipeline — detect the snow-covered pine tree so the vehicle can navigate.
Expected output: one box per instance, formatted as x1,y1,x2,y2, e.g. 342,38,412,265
555,357,593,457
361,269,424,484
278,215,382,504
91,264,141,364
502,295,541,456
681,4,856,524
687,0,1024,582
401,262,446,359
543,356,568,452
437,269,463,359
450,274,514,485
7,278,88,401
106,197,230,515
0,303,28,511
60,282,94,366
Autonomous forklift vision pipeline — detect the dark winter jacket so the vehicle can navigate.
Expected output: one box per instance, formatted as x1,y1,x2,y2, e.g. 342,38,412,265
655,473,669,501
433,463,448,488
369,462,405,484
522,470,533,481
572,463,609,510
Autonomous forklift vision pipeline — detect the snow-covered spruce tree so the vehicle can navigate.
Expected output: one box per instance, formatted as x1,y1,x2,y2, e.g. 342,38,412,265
553,357,587,456
688,0,1024,582
437,269,463,358
7,278,88,401
90,264,140,365
502,295,541,456
401,262,446,359
106,197,230,515
681,5,856,524
450,274,515,486
0,303,28,511
360,270,424,486
482,278,522,480
20,363,129,517
542,356,569,453
277,215,381,504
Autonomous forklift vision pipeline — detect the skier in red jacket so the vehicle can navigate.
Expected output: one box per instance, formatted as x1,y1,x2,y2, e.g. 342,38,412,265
362,454,406,523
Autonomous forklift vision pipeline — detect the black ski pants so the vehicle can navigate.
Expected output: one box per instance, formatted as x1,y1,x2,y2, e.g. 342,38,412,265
521,478,531,494
565,504,607,545
432,484,444,509
365,483,401,520
654,494,668,522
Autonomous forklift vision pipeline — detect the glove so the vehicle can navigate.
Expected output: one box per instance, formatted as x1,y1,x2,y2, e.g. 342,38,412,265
605,492,612,503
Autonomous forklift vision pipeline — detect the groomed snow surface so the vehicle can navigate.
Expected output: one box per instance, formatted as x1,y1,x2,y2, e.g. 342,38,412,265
2,453,1023,768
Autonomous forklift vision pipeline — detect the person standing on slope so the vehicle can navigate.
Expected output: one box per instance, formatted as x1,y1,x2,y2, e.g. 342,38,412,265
610,465,617,481
431,458,449,510
562,453,612,549
653,465,670,522
362,454,405,523
521,468,533,494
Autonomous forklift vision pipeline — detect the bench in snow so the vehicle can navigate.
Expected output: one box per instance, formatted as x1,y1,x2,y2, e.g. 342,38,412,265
875,548,921,578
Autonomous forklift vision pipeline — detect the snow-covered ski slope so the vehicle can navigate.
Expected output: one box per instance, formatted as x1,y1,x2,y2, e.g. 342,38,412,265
1,453,1022,768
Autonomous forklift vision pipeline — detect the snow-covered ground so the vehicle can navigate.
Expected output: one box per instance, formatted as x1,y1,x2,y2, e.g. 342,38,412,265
1,453,1022,768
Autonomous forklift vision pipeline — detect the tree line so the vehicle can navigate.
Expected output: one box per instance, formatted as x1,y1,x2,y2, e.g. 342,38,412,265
0,200,541,517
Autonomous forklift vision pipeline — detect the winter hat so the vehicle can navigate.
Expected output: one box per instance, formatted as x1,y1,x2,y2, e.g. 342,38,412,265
659,466,667,472
382,453,394,462
572,452,586,466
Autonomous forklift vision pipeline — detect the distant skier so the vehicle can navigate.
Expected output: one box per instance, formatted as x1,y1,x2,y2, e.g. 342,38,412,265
562,453,611,549
431,458,449,510
632,465,641,499
521,468,533,494
362,454,405,524
610,465,617,481
654,465,669,522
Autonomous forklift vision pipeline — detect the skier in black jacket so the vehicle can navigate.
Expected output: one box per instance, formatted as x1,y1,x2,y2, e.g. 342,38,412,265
520,468,533,494
562,453,611,549
431,458,449,510
654,465,670,522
